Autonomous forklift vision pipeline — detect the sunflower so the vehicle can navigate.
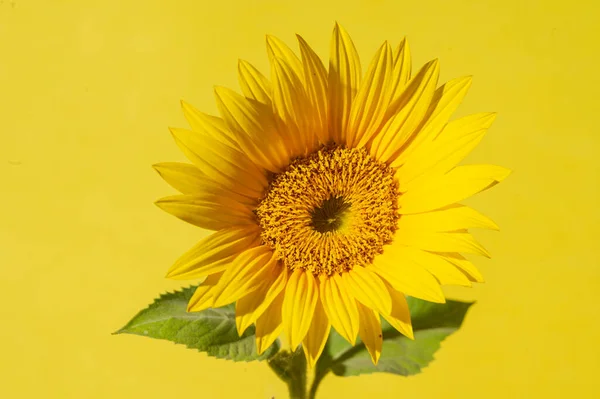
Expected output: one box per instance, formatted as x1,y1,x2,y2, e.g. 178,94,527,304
153,23,509,367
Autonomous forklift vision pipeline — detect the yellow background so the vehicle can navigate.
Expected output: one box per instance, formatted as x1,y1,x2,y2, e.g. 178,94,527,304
1,0,598,397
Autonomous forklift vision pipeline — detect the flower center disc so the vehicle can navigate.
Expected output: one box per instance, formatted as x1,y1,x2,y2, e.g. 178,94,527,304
255,146,399,276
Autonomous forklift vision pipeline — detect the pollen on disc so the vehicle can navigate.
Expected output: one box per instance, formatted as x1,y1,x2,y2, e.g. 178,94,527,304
255,145,399,276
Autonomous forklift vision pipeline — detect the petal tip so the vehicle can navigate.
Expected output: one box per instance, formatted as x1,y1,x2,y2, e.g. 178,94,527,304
265,34,276,47
431,291,447,303
460,75,474,87
255,337,268,355
371,353,381,365
213,85,228,97
164,261,188,279
164,267,177,278
403,324,415,340
487,112,499,125
333,21,345,35
186,302,196,312
235,317,246,336
167,126,180,138
498,167,512,181
165,271,189,281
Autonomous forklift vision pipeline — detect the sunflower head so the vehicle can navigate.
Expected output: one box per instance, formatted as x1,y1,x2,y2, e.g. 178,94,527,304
255,145,399,276
154,22,509,367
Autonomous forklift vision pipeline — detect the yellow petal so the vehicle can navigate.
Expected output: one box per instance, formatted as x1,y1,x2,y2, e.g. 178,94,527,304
235,266,288,335
152,162,255,207
319,274,359,345
266,35,304,83
387,38,412,110
397,204,499,233
238,59,272,105
302,296,330,368
297,34,329,144
396,112,495,184
282,269,319,349
398,164,511,214
346,41,393,148
236,290,264,335
154,193,254,231
211,246,277,307
166,226,260,280
256,291,284,355
342,266,392,315
391,76,473,167
214,86,289,173
180,101,239,149
152,162,204,195
328,22,361,144
381,281,414,339
270,57,312,156
169,127,266,198
360,37,409,150
425,112,495,175
356,302,382,365
369,247,445,303
436,252,485,283
370,59,440,163
392,246,471,286
187,272,224,312
395,231,491,258
390,76,474,168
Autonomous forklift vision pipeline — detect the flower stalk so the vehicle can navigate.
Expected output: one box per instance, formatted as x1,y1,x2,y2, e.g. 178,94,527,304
267,349,314,399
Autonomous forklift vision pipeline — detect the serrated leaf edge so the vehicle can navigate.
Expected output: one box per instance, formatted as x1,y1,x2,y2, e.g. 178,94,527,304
113,286,279,363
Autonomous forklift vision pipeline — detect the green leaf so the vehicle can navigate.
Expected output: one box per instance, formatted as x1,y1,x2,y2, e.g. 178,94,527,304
318,298,474,378
115,286,279,361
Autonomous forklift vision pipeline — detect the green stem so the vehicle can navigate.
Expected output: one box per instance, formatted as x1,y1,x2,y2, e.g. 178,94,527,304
288,370,307,399
307,369,329,399
267,349,308,399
